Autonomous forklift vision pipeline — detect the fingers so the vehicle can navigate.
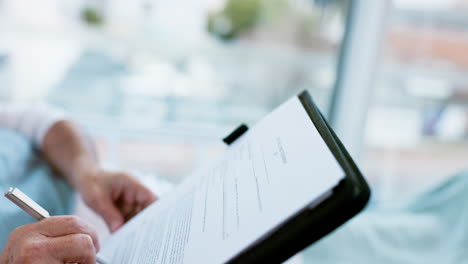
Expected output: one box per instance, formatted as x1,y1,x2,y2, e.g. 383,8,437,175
116,198,137,222
120,182,137,218
116,176,157,221
3,217,98,264
81,171,157,232
47,234,97,264
138,185,158,207
134,186,157,215
91,195,125,232
126,175,157,208
32,216,100,252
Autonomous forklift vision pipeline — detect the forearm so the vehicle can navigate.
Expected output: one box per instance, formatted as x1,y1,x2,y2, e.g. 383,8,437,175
41,120,98,188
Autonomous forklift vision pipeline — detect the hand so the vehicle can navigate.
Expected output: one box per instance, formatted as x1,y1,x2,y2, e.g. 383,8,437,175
1,216,99,264
76,168,157,232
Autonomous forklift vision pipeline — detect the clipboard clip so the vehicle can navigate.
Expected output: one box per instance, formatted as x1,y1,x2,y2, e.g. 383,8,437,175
223,124,249,145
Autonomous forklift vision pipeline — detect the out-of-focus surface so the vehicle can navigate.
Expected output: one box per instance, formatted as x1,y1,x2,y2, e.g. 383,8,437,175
363,0,468,203
0,1,346,262
0,0,345,185
2,0,468,263
305,170,468,264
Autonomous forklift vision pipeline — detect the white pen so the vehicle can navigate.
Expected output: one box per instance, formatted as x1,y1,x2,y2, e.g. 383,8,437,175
4,187,108,264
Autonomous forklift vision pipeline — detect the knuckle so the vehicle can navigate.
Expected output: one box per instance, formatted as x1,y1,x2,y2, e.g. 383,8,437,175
9,226,25,239
117,171,128,176
10,222,34,237
16,253,36,263
64,216,86,231
84,249,96,261
75,234,95,252
20,240,43,259
119,172,134,180
85,194,102,207
123,172,134,179
65,215,80,224
82,253,96,263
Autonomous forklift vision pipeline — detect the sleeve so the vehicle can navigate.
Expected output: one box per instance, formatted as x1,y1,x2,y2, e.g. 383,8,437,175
0,103,67,148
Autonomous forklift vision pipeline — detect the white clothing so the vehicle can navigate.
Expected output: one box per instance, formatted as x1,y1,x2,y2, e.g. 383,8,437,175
0,103,65,148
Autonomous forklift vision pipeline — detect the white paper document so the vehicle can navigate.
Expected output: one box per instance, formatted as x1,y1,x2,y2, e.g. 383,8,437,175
99,96,345,264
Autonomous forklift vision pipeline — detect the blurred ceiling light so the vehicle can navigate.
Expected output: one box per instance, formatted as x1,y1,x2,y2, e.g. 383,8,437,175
406,76,453,99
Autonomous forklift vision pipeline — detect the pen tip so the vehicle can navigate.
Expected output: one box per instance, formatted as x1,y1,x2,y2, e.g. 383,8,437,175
4,187,14,196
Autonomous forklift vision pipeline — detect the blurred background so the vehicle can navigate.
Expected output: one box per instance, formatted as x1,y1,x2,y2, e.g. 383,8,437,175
1,0,468,261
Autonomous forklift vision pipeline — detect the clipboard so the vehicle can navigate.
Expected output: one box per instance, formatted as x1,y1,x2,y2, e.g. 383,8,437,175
98,90,370,264
224,90,371,263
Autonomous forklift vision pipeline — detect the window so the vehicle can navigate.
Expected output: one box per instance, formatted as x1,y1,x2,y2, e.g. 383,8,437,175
0,0,351,182
363,0,468,202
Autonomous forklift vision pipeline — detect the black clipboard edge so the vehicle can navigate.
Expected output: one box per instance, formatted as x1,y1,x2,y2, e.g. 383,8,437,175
227,90,371,264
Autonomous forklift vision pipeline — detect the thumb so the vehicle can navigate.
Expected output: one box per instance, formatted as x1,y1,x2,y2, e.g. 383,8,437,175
92,198,125,232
